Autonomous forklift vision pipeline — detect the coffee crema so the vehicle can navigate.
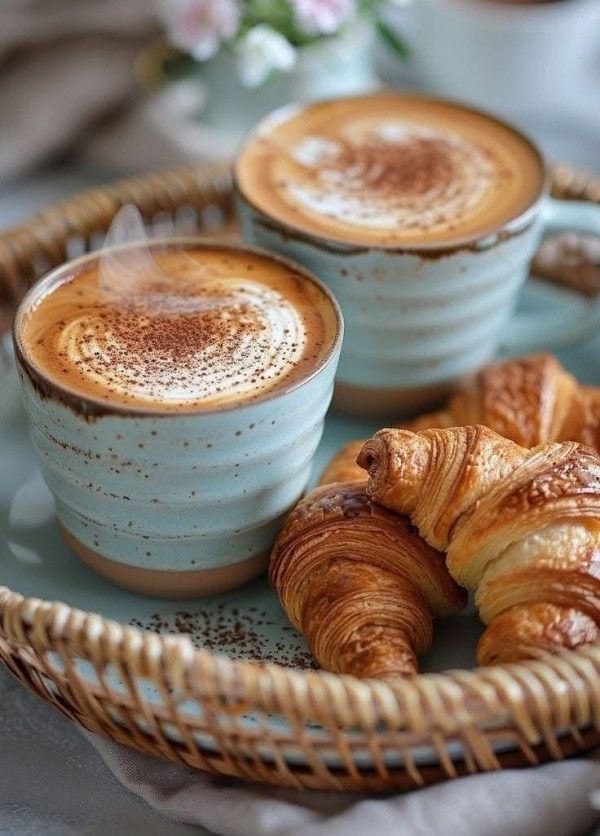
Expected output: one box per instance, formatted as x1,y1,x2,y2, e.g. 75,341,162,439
20,245,338,412
236,94,545,247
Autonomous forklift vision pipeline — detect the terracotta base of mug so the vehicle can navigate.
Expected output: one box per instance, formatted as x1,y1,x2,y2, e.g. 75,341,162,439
332,379,459,419
59,524,269,599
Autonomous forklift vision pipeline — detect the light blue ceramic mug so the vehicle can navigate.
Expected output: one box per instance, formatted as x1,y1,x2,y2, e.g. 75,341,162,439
236,93,600,418
13,240,343,598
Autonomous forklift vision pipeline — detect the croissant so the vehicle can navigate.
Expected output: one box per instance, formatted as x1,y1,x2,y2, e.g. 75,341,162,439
407,354,600,450
270,477,466,679
319,440,365,485
322,354,600,484
358,425,600,666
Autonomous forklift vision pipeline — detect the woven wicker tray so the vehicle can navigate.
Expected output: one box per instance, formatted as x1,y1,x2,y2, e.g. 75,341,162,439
1,162,600,793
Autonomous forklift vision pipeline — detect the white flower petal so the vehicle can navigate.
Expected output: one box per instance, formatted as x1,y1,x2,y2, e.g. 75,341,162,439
291,0,355,36
236,25,296,88
158,0,240,61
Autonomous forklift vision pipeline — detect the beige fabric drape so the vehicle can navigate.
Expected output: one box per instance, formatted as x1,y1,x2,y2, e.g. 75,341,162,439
0,0,158,182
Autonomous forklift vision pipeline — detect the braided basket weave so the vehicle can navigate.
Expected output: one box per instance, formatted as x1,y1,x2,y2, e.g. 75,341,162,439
1,162,600,793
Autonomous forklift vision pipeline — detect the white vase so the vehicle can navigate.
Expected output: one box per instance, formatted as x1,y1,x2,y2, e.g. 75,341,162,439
146,23,379,162
287,22,380,101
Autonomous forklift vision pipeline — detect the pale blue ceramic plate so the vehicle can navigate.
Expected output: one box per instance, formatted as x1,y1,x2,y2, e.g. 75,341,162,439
2,280,599,767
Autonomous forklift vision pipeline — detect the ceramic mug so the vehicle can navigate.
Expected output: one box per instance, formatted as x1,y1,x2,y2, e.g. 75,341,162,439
236,99,600,418
410,0,600,121
13,240,343,599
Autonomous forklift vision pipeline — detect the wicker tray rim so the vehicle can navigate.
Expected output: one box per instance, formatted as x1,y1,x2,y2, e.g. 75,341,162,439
1,161,600,789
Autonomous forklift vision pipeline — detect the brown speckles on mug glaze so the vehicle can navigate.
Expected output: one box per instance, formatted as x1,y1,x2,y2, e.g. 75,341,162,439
15,240,342,597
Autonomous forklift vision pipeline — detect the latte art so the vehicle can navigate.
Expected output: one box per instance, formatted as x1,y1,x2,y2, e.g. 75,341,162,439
20,245,337,412
237,94,545,247
55,282,305,405
286,125,495,233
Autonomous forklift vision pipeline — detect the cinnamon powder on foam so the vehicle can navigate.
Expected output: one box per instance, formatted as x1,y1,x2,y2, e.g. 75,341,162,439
21,247,336,411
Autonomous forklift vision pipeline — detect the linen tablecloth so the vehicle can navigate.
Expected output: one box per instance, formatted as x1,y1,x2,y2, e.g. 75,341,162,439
90,733,600,836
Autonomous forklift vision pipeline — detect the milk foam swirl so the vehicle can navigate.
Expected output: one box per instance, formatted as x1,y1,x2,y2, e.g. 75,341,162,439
238,94,545,247
284,123,495,232
54,280,306,406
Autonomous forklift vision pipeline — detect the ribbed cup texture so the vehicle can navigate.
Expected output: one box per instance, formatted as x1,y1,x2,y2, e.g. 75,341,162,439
18,357,339,573
239,202,544,391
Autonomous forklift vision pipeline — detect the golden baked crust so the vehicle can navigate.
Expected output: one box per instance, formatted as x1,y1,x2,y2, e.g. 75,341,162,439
270,480,466,680
318,440,365,485
359,425,600,666
321,354,600,484
413,353,578,446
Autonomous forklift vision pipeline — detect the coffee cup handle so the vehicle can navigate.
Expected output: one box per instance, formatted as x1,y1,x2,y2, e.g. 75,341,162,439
501,197,600,354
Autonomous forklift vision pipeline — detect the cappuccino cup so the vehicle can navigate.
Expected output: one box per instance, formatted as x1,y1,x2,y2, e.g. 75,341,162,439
410,0,600,123
13,240,342,598
236,93,600,417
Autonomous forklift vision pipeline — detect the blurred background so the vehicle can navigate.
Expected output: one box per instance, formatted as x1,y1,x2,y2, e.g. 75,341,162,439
0,2,599,830
1,0,599,190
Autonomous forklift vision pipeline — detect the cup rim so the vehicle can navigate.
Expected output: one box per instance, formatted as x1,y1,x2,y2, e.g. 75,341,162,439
234,91,551,254
13,237,344,419
424,0,600,21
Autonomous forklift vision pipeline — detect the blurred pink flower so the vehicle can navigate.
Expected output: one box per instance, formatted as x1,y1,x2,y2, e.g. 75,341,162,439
291,0,355,36
159,0,240,60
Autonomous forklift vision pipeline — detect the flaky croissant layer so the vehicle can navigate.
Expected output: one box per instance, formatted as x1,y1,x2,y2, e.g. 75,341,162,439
410,353,600,452
320,353,600,486
359,425,600,666
270,481,466,680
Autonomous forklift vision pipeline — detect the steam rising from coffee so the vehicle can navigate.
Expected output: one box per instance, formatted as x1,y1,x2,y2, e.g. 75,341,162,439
98,206,225,314
26,205,315,409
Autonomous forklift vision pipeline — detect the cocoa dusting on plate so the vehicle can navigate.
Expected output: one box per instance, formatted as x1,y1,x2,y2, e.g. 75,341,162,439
130,603,317,670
